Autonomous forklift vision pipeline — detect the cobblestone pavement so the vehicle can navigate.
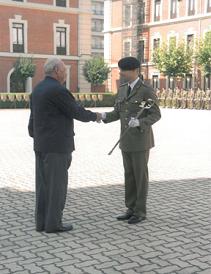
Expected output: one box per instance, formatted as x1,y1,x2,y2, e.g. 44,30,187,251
0,108,211,274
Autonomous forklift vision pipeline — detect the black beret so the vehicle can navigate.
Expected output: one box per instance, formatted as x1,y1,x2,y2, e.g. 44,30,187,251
118,57,140,71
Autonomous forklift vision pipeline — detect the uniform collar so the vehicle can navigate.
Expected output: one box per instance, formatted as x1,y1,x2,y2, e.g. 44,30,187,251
128,77,140,91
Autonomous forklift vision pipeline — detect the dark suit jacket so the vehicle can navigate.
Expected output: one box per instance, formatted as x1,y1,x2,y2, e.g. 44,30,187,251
28,76,97,153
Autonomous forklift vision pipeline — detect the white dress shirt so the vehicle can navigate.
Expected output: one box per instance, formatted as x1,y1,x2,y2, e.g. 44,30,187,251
128,77,140,91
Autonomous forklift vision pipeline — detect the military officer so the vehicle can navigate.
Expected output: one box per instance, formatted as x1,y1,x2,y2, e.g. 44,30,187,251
204,89,211,110
160,88,167,108
101,57,161,224
187,89,195,109
172,89,178,109
166,89,173,108
180,89,187,109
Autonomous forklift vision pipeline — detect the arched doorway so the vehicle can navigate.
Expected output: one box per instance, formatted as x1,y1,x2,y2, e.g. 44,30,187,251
10,70,25,93
7,68,32,93
7,68,14,93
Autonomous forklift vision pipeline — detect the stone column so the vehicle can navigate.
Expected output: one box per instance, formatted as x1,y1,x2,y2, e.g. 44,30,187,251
104,0,112,92
78,0,92,93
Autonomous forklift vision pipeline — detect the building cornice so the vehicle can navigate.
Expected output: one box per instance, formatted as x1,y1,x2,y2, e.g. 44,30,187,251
0,52,80,61
0,0,91,15
104,27,123,34
147,13,211,27
104,13,211,33
92,14,104,19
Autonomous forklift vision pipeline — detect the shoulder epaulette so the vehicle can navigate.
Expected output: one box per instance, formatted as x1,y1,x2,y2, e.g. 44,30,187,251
119,82,129,87
140,81,150,88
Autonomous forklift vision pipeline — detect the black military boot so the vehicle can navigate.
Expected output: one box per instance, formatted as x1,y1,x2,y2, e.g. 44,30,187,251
116,209,134,221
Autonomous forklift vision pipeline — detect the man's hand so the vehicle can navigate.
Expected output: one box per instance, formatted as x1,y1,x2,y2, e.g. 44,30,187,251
128,117,140,128
101,112,106,120
96,113,103,123
95,112,107,123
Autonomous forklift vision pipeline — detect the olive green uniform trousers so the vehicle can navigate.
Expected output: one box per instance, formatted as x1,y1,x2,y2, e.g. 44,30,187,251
122,150,150,218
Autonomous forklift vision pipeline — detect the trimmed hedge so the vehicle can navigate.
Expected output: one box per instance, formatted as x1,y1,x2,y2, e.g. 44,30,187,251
73,93,116,107
0,93,30,109
0,92,117,109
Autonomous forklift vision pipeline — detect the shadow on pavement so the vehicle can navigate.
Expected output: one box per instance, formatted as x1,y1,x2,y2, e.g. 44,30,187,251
0,178,210,273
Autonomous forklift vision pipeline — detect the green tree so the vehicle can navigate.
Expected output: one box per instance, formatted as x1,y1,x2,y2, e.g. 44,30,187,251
11,57,36,92
83,57,110,92
196,32,211,78
153,40,193,90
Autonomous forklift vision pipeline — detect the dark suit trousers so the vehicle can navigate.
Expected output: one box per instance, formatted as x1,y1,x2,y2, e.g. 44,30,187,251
35,152,72,232
122,150,150,218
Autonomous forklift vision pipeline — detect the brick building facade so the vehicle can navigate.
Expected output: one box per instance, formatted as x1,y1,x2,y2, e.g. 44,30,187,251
0,0,92,93
104,0,211,92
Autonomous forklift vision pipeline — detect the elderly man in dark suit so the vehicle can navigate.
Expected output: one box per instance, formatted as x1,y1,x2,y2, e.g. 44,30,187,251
28,57,102,233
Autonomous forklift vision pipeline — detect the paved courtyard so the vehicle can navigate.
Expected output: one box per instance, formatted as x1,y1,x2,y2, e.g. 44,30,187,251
0,107,210,274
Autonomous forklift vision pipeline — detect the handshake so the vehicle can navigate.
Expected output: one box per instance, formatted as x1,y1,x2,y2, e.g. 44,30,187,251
95,112,106,123
95,112,140,128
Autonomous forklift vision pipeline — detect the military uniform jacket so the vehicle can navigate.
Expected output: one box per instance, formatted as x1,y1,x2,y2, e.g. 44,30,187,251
104,79,161,152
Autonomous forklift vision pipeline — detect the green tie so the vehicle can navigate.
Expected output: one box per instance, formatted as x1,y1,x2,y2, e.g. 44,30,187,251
127,85,132,97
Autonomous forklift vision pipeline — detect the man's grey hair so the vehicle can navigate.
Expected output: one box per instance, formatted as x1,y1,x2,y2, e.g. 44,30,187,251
44,57,62,75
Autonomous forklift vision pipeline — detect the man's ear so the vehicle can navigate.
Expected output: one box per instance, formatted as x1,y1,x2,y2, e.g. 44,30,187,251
54,65,59,74
135,68,140,74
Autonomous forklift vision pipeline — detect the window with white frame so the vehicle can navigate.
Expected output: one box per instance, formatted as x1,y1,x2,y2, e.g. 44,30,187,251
56,27,67,55
204,75,211,90
56,0,67,7
92,1,104,15
12,23,24,53
207,0,211,12
188,0,195,16
152,75,159,89
153,38,160,50
170,0,177,19
92,19,104,32
168,76,175,90
123,40,131,57
123,4,132,27
9,16,27,53
92,36,104,49
187,34,194,49
154,0,161,22
185,74,192,90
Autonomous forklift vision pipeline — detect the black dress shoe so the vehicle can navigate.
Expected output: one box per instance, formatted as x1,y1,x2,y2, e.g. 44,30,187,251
117,211,133,221
36,228,45,232
128,215,146,224
45,224,73,233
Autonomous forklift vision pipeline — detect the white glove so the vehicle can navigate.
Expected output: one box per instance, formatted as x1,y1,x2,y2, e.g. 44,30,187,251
128,117,140,128
101,112,107,120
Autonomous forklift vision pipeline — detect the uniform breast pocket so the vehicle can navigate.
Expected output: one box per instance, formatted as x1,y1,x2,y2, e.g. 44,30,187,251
129,100,143,113
115,97,126,112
